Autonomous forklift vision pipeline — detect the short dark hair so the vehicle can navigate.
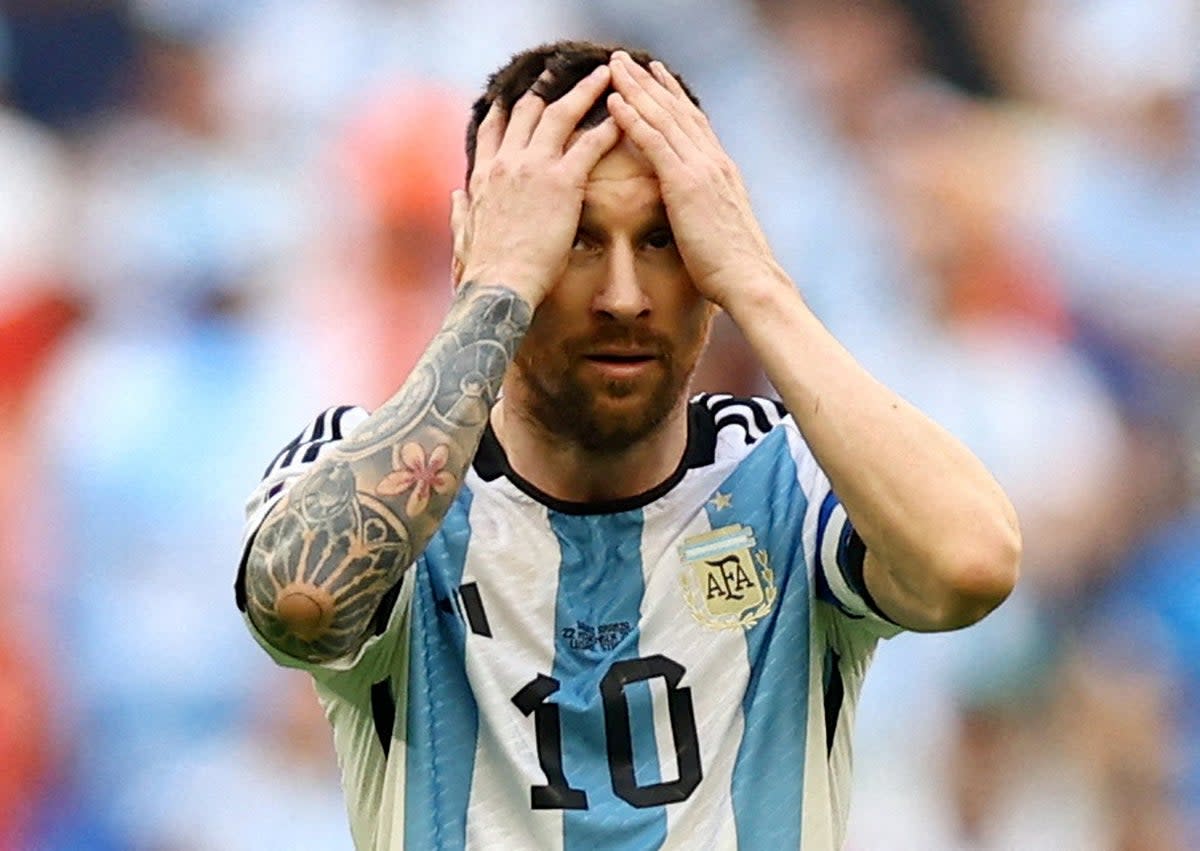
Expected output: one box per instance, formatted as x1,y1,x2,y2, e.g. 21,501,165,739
464,40,700,182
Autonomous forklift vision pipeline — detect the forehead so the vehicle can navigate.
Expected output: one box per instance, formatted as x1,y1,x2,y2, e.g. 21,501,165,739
580,136,662,217
586,135,655,181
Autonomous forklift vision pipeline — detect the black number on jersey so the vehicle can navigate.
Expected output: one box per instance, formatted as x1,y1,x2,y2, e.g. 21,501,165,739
511,654,702,810
511,674,589,809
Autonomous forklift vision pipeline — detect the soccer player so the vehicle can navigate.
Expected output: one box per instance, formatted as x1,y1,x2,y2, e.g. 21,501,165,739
236,41,1021,849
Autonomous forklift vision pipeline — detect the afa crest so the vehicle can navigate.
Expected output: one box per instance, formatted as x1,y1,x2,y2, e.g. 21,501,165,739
679,524,777,630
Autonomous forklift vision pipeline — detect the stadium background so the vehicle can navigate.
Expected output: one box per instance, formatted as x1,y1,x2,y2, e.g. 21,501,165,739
0,0,1197,848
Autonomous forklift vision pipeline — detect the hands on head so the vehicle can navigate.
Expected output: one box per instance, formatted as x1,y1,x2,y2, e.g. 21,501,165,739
453,63,618,303
454,52,776,310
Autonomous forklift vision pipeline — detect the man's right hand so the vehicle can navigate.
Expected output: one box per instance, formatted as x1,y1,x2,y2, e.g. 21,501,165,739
454,64,621,306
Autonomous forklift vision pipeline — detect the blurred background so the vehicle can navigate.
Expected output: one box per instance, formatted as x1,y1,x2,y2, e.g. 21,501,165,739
0,0,1197,848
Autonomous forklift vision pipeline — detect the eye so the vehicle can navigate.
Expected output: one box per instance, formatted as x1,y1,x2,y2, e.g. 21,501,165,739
571,231,594,252
644,228,674,250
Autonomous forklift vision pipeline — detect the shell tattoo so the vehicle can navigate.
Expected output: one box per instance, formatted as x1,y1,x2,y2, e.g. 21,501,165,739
249,461,412,660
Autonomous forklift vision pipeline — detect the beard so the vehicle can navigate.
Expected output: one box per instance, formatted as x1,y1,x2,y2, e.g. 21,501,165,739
512,323,704,454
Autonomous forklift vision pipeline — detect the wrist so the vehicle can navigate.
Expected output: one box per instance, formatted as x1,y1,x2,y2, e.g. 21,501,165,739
707,259,792,314
459,264,549,307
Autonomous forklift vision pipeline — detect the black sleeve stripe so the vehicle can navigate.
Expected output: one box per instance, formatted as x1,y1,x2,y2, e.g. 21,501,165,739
839,525,891,622
707,395,784,434
713,404,775,442
747,399,778,435
814,491,865,620
296,409,329,462
310,409,328,443
276,443,302,472
329,404,354,440
705,393,784,422
813,554,847,612
300,405,357,462
716,412,756,445
262,432,303,478
690,393,790,452
263,406,363,478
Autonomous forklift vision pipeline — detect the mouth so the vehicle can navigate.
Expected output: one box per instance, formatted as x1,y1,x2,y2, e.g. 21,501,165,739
581,351,660,380
584,353,657,365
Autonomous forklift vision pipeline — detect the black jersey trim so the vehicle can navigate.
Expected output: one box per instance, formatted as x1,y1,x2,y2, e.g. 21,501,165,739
472,399,716,515
705,394,787,445
470,394,787,515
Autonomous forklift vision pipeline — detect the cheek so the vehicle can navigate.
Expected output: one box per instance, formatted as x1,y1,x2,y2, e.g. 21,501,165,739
515,305,574,372
644,263,701,308
670,285,712,335
529,272,591,328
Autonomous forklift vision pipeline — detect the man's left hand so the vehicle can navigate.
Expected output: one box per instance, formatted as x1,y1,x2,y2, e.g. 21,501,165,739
607,51,781,308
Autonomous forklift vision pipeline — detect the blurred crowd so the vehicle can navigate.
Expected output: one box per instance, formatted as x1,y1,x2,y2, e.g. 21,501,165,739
0,0,1196,849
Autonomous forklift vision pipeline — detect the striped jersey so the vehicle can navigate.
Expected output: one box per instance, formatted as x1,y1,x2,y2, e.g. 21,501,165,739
235,393,902,850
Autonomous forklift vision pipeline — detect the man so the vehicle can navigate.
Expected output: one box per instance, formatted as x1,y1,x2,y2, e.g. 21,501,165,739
236,41,1020,850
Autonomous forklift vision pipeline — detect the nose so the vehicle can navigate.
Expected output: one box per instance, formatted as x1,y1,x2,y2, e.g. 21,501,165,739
592,244,651,321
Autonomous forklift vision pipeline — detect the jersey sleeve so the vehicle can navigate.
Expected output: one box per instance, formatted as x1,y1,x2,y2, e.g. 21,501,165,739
234,404,413,682
788,424,904,640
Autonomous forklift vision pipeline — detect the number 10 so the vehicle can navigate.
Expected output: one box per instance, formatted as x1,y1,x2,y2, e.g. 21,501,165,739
511,654,703,810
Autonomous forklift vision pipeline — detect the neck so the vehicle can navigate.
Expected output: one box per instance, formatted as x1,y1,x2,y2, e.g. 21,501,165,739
491,397,690,504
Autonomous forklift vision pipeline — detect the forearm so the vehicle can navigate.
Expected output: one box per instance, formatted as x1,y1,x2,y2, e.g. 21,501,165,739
244,282,533,661
722,270,1021,630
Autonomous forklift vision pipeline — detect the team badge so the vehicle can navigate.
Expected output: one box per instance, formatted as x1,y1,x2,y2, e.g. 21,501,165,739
679,524,777,630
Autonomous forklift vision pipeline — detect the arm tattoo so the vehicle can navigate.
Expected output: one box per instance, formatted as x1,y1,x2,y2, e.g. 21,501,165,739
245,283,533,662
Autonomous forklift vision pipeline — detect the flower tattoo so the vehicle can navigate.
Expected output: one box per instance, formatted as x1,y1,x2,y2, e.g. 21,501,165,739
378,442,457,517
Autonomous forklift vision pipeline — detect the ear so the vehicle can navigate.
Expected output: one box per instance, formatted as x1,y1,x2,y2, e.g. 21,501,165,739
449,188,469,287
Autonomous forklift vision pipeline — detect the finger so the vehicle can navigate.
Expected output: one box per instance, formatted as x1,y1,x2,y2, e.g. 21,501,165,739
560,115,621,175
609,54,699,159
649,60,718,143
612,52,677,113
621,53,710,139
618,53,708,134
648,61,691,106
500,71,553,151
606,91,684,172
529,64,612,152
473,101,505,170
